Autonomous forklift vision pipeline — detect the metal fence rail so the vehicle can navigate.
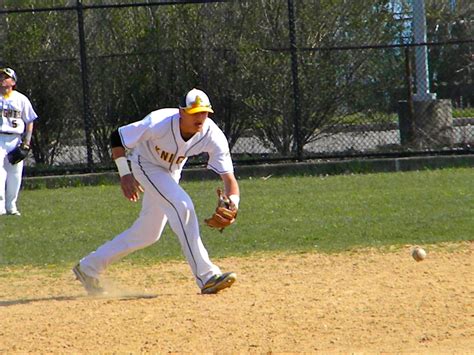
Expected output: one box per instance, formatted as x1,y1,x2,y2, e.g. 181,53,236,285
0,0,472,175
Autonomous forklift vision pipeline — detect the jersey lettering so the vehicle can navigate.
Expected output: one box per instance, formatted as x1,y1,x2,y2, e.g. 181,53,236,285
155,145,185,165
161,151,174,163
2,108,21,119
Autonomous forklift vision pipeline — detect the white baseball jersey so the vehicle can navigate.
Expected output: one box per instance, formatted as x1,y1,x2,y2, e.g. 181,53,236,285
0,90,38,134
119,108,234,177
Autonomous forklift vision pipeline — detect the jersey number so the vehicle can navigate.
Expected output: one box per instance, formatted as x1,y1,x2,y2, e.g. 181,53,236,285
0,117,19,128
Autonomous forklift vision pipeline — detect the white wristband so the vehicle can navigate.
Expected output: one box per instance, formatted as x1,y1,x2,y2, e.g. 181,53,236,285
114,157,131,177
229,194,240,209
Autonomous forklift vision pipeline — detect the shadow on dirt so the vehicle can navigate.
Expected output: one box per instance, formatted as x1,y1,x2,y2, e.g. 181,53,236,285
0,293,159,307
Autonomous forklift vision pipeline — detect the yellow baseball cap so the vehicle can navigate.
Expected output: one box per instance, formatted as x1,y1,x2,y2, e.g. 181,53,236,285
179,88,214,114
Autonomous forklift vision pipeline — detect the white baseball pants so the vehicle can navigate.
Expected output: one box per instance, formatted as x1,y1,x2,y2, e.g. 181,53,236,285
80,159,221,289
0,133,23,214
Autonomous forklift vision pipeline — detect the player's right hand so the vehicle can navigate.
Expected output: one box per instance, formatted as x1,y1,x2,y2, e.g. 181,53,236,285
120,174,144,202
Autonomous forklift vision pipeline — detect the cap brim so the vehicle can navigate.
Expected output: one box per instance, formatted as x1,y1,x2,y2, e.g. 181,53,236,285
1,69,16,81
185,107,214,114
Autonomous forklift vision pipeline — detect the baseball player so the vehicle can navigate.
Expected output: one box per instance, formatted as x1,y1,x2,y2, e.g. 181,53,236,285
73,88,240,295
0,68,38,216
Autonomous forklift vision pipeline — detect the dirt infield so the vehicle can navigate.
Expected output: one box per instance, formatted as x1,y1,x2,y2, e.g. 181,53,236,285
1,242,472,354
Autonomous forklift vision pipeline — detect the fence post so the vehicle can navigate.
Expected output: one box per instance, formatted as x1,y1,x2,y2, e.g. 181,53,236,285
287,0,303,160
398,47,417,146
76,0,94,171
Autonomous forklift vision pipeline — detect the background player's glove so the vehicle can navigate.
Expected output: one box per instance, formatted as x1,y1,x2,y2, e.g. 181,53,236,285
205,188,238,232
7,143,30,165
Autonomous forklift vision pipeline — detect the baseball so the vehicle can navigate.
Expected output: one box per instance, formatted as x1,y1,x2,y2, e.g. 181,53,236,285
411,246,427,262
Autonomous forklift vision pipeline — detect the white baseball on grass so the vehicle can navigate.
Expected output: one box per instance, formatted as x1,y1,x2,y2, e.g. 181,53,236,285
411,246,427,261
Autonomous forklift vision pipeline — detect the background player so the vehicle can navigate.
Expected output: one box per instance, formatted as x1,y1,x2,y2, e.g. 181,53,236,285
73,88,240,295
0,67,38,216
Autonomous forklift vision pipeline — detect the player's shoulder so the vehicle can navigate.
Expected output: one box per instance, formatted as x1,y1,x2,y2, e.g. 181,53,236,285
206,118,226,137
203,118,228,144
147,108,179,124
205,117,222,131
149,108,179,118
9,90,30,101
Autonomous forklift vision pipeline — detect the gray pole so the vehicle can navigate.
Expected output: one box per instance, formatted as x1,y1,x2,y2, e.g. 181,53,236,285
287,0,303,160
76,0,94,170
412,0,436,101
0,0,5,65
404,47,416,143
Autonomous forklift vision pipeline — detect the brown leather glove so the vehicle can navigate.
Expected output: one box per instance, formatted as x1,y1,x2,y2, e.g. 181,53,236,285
204,188,238,232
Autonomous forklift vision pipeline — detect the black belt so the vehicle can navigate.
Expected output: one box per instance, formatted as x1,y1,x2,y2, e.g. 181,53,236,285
0,132,16,135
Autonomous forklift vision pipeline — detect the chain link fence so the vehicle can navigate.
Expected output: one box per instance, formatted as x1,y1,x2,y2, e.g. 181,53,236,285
0,0,472,175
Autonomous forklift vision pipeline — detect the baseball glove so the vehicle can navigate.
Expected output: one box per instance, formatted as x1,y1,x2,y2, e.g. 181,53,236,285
204,188,238,232
7,143,30,165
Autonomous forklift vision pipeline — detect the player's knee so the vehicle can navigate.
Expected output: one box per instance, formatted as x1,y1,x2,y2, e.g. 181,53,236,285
178,200,196,217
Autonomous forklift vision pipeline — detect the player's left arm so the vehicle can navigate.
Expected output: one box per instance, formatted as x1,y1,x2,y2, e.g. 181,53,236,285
22,121,34,147
204,172,240,231
220,172,240,210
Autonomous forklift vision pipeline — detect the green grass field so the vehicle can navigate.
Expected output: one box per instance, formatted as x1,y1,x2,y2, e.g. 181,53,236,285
0,167,472,268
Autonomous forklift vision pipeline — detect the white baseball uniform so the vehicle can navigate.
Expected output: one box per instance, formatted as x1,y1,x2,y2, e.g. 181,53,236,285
79,108,234,288
0,90,38,215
